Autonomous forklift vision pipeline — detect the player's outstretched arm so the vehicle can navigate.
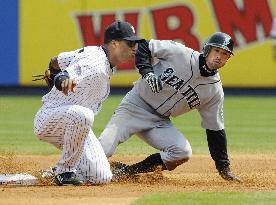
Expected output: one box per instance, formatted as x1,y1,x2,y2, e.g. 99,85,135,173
206,129,242,182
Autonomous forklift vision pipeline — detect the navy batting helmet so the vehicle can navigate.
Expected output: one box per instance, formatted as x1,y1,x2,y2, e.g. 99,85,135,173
202,32,234,57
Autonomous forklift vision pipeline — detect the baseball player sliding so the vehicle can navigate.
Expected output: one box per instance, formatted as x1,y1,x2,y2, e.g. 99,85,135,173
33,21,143,185
99,32,242,182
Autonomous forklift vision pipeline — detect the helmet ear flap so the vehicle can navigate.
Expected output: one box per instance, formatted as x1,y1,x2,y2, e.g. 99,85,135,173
202,45,210,57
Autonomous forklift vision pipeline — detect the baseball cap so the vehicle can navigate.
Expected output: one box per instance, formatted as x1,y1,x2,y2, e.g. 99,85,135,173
104,21,144,44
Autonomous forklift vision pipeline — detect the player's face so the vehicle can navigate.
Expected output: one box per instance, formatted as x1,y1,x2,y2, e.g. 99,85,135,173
113,40,137,64
205,47,231,70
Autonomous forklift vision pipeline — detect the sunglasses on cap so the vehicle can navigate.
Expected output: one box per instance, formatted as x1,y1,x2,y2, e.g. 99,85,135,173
125,40,137,47
116,39,137,47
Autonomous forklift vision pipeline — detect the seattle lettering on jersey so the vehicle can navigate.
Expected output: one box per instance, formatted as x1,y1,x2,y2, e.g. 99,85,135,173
160,67,200,109
182,85,200,109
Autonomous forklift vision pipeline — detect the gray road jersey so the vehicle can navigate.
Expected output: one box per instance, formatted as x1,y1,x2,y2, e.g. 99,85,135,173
132,40,224,130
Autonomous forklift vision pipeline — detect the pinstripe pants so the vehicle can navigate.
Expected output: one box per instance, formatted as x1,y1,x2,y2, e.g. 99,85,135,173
34,104,112,184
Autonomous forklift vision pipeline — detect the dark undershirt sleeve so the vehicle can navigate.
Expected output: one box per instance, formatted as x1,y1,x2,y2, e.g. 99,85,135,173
135,40,154,77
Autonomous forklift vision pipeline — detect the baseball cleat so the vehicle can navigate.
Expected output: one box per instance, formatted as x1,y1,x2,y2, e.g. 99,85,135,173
219,167,242,182
54,172,83,186
110,161,131,182
39,167,56,179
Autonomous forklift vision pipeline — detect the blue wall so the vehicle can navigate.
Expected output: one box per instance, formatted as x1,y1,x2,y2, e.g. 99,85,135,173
0,0,18,85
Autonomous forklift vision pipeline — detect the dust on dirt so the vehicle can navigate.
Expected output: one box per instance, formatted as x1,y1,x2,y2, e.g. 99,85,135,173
0,154,275,205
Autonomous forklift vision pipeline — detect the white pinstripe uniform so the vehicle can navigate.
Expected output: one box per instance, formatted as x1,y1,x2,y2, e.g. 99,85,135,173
34,46,113,184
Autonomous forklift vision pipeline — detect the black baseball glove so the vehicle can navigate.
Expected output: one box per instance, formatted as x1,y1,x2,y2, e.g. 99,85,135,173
143,72,163,93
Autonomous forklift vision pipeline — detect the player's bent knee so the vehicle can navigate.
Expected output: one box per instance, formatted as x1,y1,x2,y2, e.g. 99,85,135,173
166,157,190,171
166,148,191,171
34,129,41,138
183,145,192,159
174,143,193,160
179,140,193,159
67,105,94,128
162,143,192,171
34,128,47,140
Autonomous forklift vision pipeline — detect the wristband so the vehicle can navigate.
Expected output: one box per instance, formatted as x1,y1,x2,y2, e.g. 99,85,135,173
54,71,70,91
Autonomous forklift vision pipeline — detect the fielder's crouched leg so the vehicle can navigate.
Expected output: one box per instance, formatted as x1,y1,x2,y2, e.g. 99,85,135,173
34,105,99,185
75,130,113,185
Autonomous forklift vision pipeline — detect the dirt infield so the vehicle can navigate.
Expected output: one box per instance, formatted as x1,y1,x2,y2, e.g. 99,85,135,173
0,154,275,205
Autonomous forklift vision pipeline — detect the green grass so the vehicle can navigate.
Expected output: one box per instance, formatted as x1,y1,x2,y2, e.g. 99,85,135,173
131,192,276,205
1,95,275,203
0,95,275,155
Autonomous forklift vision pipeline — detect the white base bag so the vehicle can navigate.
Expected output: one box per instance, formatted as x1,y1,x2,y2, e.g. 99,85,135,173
0,173,37,185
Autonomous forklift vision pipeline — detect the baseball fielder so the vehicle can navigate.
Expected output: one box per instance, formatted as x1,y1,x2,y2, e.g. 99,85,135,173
34,21,143,185
99,32,241,182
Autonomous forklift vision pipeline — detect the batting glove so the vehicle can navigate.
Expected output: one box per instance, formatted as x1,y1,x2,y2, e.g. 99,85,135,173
143,72,163,93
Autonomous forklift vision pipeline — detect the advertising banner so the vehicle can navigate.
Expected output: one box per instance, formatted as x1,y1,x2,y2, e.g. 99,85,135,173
16,0,276,87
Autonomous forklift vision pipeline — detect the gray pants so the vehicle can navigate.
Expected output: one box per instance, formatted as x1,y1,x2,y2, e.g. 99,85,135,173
99,92,192,170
